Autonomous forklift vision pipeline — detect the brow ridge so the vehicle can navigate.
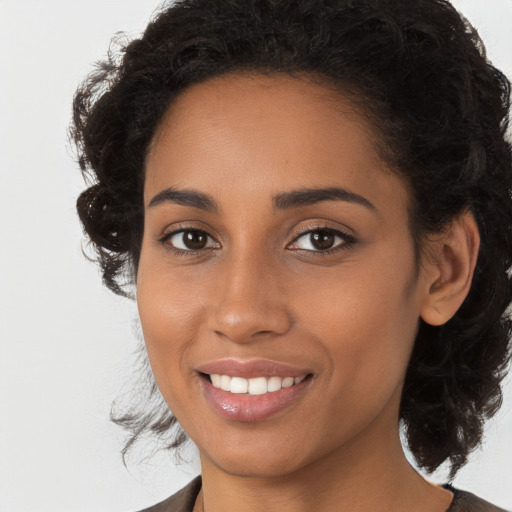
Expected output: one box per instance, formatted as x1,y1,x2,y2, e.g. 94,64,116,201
148,187,217,212
273,187,376,211
148,185,375,213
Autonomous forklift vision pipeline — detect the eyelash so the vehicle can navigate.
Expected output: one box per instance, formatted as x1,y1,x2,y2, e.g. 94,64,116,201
287,226,357,255
158,228,219,257
158,226,357,256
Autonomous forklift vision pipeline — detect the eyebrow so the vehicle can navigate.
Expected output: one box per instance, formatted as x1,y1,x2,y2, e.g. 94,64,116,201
148,185,376,213
273,187,376,212
148,187,218,212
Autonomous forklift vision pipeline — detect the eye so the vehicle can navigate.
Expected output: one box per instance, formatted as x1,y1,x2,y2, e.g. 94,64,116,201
162,229,218,251
288,228,354,252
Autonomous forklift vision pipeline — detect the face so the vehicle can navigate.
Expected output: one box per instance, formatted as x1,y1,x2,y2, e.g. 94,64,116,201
137,73,429,478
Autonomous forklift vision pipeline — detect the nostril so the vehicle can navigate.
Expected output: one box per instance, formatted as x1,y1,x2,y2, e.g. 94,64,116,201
213,328,280,342
209,301,292,342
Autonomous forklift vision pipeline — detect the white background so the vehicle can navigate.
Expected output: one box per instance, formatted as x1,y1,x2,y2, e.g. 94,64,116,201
0,1,511,511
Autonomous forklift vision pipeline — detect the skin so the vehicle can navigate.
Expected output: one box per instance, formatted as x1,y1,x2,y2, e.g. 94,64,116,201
137,73,479,512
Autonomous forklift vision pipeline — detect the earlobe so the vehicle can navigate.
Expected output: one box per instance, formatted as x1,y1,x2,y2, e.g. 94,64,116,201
420,211,480,326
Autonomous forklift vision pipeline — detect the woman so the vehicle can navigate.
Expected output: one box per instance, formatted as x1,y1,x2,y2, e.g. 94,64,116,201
72,0,512,510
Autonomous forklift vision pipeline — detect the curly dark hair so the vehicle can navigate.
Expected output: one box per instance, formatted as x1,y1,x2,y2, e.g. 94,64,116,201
71,0,512,479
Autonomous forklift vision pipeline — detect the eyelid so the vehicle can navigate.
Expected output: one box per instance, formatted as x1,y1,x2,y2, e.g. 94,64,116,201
158,224,221,253
158,220,219,242
287,225,357,252
156,221,356,255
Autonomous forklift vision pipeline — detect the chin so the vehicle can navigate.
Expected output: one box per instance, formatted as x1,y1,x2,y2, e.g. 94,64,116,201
194,424,332,479
206,449,308,479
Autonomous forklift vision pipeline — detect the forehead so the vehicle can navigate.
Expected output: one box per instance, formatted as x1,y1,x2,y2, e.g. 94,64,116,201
145,73,408,212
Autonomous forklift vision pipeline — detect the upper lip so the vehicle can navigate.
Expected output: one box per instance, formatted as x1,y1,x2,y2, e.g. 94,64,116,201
196,359,312,379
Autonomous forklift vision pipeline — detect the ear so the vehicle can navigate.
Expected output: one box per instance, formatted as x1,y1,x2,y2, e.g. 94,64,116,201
420,211,480,326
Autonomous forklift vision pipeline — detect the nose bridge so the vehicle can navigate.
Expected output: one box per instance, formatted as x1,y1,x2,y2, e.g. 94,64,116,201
209,243,291,342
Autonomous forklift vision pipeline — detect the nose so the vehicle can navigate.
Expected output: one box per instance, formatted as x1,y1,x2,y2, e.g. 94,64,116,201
207,251,292,343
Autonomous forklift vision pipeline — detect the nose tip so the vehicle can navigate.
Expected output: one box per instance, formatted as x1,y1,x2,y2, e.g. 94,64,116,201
211,306,290,343
207,261,292,343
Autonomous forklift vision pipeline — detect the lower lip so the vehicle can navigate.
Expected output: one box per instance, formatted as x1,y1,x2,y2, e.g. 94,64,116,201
200,376,311,422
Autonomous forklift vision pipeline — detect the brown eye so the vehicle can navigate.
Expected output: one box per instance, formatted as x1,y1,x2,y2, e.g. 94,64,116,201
288,228,355,252
310,230,335,250
183,230,207,249
166,229,217,251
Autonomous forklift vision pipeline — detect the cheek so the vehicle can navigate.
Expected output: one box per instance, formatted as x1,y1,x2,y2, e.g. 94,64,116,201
293,254,420,413
136,251,205,403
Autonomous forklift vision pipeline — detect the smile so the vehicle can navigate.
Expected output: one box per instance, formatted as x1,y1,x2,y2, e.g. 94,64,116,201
196,359,314,421
209,374,307,395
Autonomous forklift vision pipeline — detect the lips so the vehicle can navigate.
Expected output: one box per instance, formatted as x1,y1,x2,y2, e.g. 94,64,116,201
196,359,313,422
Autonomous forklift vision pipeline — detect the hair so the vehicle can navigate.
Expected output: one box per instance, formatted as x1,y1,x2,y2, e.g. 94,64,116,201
71,0,512,479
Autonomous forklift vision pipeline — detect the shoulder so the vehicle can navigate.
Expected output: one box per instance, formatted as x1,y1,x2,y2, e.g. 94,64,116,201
136,476,202,512
445,485,509,512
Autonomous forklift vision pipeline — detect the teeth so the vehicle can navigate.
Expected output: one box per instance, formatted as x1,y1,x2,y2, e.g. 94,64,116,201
282,377,294,388
248,377,267,395
230,377,248,394
267,376,282,392
211,374,222,388
220,375,231,391
209,374,307,394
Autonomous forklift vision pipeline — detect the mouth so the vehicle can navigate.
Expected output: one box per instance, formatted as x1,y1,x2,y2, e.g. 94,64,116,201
196,360,314,422
203,373,309,395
